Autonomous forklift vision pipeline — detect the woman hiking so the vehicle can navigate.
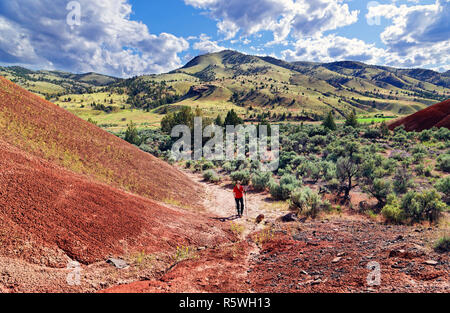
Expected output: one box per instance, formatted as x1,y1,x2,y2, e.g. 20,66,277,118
233,181,245,218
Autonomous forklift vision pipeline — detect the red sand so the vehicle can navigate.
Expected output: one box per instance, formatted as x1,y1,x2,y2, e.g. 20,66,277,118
104,217,449,293
389,99,450,131
0,76,236,291
0,75,202,207
0,139,232,267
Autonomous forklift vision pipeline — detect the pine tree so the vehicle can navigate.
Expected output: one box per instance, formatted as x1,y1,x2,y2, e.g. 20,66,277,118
322,111,337,131
345,111,358,128
224,109,243,126
379,120,390,137
214,114,223,126
124,121,142,146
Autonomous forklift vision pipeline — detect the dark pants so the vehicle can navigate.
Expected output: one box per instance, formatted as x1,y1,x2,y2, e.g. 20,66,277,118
235,197,244,216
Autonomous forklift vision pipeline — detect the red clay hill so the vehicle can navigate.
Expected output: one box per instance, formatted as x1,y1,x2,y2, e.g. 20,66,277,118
389,99,450,131
0,76,233,292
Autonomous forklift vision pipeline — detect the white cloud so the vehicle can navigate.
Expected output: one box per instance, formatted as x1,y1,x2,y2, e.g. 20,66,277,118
0,0,189,77
282,34,386,64
192,33,226,53
185,0,359,43
366,0,450,68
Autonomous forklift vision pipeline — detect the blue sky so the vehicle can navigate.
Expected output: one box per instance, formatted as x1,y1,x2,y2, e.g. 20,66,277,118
0,0,448,77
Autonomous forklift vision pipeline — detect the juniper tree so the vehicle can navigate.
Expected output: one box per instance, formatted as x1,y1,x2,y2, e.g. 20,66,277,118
322,111,337,131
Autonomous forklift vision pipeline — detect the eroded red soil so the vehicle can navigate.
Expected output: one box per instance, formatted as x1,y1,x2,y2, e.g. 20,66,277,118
103,173,449,293
389,99,450,131
0,75,202,206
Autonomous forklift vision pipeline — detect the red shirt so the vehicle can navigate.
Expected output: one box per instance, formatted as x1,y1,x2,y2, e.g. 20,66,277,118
233,185,244,199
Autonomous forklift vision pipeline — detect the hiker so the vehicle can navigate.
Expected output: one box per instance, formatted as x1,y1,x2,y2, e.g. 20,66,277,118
233,181,245,217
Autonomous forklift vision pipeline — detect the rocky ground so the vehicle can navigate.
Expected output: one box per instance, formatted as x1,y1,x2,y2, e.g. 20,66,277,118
103,171,449,293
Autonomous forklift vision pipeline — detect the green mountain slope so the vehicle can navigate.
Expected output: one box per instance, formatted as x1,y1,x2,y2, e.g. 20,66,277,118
0,66,121,98
1,50,449,131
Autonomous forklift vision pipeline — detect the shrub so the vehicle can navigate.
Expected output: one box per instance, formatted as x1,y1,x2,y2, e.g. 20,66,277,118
326,178,340,191
230,169,251,185
382,157,397,172
364,178,392,206
424,165,433,177
436,176,450,203
434,127,450,141
222,161,236,173
202,161,215,171
322,111,337,131
412,152,426,164
345,111,358,128
203,170,220,183
434,235,450,253
393,166,412,194
269,174,301,200
336,156,359,199
415,163,425,176
290,187,322,218
363,128,380,139
379,121,390,137
251,171,272,191
193,161,203,172
381,194,404,224
298,161,321,182
401,190,446,223
436,153,450,172
124,121,143,146
419,129,433,142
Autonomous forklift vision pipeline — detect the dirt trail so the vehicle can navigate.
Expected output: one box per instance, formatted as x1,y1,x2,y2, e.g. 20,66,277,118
104,172,449,293
184,170,280,237
103,171,287,293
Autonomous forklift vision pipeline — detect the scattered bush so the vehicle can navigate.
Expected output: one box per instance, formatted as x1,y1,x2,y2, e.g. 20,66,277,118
202,161,215,171
364,178,392,206
401,190,446,223
222,161,236,173
434,127,450,141
434,235,450,253
251,171,272,191
124,121,144,146
382,189,446,224
436,176,450,203
269,174,302,200
419,129,433,142
230,169,251,185
326,178,340,192
393,166,413,194
436,153,450,172
203,170,220,183
381,194,404,224
290,187,323,218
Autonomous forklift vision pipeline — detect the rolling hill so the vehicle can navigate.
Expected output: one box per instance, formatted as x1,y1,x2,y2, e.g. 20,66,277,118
166,50,449,116
389,99,450,131
0,76,234,292
2,50,449,132
0,66,121,97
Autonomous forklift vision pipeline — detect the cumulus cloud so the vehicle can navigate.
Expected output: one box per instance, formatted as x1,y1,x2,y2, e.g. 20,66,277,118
0,0,189,77
282,34,386,64
282,0,449,69
366,0,450,68
184,0,358,43
192,34,227,53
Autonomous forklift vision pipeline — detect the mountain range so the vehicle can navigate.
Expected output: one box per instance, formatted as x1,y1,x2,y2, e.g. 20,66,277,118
1,50,449,121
